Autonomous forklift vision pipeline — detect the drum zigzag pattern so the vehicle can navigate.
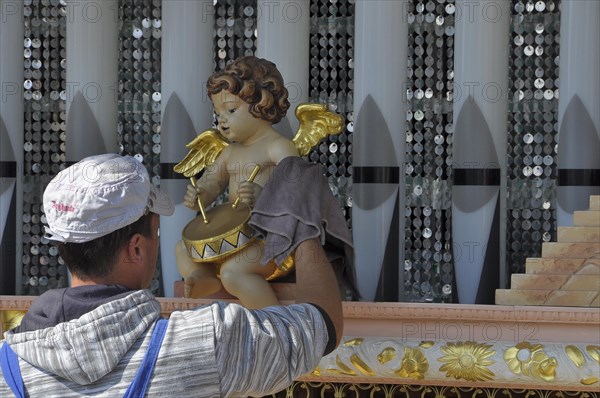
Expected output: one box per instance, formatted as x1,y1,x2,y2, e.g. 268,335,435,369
188,229,254,261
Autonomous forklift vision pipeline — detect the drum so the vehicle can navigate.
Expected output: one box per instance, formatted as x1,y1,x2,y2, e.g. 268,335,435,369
182,202,255,263
182,202,295,280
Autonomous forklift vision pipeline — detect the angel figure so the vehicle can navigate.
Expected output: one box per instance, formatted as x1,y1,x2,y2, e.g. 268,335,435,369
175,56,354,308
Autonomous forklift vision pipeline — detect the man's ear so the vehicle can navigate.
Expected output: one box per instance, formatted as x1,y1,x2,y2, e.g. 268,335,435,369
127,233,143,263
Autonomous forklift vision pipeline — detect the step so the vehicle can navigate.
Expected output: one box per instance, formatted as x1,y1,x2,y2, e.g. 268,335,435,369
573,210,600,227
541,242,600,258
557,226,600,243
526,258,600,275
495,289,599,307
510,273,600,291
591,195,600,211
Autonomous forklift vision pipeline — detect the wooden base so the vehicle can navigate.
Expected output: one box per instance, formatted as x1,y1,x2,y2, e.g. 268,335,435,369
2,296,599,390
172,280,297,301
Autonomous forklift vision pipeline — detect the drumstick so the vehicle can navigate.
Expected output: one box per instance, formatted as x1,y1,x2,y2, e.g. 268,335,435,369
232,164,261,209
189,177,209,224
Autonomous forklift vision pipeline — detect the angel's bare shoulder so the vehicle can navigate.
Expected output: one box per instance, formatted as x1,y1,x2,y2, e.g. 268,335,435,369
267,134,298,163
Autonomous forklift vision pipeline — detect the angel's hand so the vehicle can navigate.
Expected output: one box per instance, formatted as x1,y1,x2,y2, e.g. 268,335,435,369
236,181,262,207
183,183,200,211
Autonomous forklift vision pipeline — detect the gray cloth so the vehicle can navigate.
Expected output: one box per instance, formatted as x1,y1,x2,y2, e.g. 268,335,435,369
250,156,359,298
1,290,329,397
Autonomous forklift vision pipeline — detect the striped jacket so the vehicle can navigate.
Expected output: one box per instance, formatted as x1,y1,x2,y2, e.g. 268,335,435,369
0,290,330,397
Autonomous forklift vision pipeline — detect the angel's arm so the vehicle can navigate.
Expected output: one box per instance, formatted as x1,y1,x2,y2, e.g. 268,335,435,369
175,129,230,210
195,146,231,206
234,139,297,207
183,147,230,211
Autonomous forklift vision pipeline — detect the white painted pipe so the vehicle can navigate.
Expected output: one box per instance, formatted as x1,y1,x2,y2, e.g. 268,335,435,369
65,0,119,160
256,0,310,138
352,0,408,301
0,0,24,293
452,0,510,304
160,0,214,297
556,0,600,226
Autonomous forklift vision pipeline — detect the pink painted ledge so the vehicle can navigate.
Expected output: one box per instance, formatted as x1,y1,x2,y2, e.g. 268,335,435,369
2,296,599,391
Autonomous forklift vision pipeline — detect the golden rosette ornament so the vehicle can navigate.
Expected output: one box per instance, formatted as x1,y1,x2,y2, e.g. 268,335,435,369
504,342,557,382
438,342,496,381
395,347,429,380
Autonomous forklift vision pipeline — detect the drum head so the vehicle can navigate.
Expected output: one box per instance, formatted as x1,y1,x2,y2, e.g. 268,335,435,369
183,203,255,262
184,203,251,241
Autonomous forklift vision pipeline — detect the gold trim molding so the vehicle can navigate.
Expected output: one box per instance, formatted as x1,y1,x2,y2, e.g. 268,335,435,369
267,382,599,398
2,297,599,391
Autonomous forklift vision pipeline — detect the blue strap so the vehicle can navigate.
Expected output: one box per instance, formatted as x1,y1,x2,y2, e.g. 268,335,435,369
0,343,25,398
123,318,168,398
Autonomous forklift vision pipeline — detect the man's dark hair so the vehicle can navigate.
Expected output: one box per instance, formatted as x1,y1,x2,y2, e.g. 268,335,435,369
56,213,155,280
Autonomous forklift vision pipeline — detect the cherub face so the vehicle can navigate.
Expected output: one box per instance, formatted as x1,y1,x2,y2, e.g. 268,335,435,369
212,91,271,144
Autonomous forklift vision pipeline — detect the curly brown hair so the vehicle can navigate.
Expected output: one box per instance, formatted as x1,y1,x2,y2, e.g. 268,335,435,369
207,56,290,124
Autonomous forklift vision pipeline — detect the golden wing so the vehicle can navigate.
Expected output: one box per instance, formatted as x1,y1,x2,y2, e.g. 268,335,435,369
292,103,345,157
173,129,229,177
